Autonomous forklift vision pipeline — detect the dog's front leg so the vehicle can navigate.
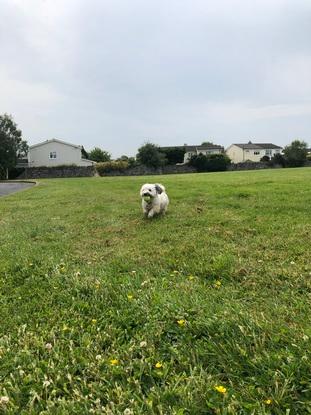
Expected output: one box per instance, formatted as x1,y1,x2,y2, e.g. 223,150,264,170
147,209,155,218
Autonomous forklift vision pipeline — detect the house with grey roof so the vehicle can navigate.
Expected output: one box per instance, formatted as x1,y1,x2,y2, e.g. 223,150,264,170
183,144,224,163
226,142,282,163
159,143,224,164
28,139,95,167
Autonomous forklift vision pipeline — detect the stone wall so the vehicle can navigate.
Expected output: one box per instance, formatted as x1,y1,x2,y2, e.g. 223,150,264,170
16,162,310,179
228,162,281,171
18,165,96,179
98,164,196,176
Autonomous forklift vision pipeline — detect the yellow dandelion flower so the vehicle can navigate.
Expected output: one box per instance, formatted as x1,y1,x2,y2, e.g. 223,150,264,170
127,294,133,300
214,280,222,288
188,275,195,280
155,362,163,369
110,359,119,366
173,270,179,274
62,325,69,331
215,385,227,394
177,319,186,327
264,399,272,405
91,319,97,324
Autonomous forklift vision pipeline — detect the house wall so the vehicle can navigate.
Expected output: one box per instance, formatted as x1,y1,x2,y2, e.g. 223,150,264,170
226,145,244,163
242,149,265,162
28,142,93,167
226,145,281,163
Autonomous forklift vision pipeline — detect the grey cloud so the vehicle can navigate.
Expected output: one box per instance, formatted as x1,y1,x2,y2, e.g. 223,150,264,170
0,0,310,156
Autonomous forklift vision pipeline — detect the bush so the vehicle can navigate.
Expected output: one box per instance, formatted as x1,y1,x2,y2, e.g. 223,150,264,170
260,155,270,162
270,153,286,167
96,161,129,175
117,156,138,167
8,167,25,179
189,153,231,172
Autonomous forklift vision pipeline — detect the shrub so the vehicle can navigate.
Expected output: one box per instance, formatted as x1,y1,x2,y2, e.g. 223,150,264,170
189,153,231,172
270,153,286,167
260,155,270,162
117,156,138,167
96,161,129,175
8,167,25,179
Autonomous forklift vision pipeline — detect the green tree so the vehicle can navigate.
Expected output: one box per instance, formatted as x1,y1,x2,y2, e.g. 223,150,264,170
283,140,308,167
89,147,111,162
160,147,185,164
136,143,167,168
0,114,28,179
201,141,216,146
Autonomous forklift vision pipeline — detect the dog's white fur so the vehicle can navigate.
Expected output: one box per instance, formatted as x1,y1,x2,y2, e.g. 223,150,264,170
140,183,169,218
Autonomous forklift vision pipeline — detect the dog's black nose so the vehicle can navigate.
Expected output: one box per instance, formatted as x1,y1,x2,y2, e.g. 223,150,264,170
143,193,149,196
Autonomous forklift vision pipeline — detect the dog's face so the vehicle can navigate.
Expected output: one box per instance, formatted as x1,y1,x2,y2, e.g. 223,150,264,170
140,183,162,199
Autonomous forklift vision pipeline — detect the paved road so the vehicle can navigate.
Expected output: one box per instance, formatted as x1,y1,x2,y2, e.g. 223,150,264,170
0,182,35,197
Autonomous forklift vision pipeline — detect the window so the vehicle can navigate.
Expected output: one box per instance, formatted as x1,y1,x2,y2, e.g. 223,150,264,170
265,149,272,155
254,151,260,155
49,151,57,159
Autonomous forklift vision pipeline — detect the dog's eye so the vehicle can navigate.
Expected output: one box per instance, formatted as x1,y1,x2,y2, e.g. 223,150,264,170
149,189,151,191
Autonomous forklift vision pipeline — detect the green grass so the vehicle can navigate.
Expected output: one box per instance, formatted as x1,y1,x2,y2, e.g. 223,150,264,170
0,169,311,414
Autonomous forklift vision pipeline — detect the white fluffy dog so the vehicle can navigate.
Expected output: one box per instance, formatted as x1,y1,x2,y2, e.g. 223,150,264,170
140,183,169,218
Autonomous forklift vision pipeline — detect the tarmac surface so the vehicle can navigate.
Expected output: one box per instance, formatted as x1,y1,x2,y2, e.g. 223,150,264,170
0,182,35,197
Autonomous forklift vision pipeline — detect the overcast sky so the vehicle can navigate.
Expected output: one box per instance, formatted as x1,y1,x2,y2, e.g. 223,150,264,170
0,0,310,157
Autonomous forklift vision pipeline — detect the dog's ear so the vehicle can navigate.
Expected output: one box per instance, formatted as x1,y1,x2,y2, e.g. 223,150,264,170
155,184,163,194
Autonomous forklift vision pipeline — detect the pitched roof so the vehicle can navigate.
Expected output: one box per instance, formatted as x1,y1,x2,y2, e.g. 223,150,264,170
233,142,282,150
29,138,82,150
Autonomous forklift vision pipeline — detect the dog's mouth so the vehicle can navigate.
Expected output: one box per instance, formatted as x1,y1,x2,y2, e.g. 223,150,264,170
142,194,153,202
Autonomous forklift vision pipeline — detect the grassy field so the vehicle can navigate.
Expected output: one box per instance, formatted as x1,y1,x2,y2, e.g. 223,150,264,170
0,169,311,414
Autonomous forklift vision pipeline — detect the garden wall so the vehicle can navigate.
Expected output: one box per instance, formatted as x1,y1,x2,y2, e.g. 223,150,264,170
18,166,96,179
228,162,280,171
16,162,311,179
98,164,196,176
